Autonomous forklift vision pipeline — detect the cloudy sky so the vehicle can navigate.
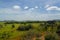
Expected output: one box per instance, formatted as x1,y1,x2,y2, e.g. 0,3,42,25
0,0,60,21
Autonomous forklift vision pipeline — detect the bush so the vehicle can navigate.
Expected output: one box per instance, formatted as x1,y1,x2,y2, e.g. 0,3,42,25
0,25,3,28
12,25,15,28
20,30,41,40
0,32,11,40
17,24,32,31
45,33,58,40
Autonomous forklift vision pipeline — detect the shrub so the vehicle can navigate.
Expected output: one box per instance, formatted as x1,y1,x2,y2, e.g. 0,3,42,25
0,32,11,40
45,33,58,40
12,25,15,28
0,25,3,28
17,24,32,31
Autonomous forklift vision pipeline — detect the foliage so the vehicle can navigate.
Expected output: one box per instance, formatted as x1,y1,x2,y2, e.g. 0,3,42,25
0,21,60,40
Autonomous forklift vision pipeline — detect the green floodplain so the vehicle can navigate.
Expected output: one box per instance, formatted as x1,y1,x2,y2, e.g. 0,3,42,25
0,20,60,40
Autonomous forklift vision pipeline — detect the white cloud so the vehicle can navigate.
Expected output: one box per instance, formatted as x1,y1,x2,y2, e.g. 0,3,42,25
0,5,60,21
28,8,35,11
13,5,20,9
45,5,50,8
35,6,38,8
46,6,60,11
24,6,29,9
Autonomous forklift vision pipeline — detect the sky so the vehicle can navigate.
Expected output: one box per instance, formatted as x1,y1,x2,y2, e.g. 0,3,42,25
0,0,60,21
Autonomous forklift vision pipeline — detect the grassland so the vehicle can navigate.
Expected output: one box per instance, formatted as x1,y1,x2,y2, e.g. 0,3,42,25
0,21,60,40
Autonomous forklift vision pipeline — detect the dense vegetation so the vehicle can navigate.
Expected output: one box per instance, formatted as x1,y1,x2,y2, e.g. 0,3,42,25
0,20,60,40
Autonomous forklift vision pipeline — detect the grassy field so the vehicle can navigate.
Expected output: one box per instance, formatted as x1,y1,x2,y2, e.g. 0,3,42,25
0,21,60,40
